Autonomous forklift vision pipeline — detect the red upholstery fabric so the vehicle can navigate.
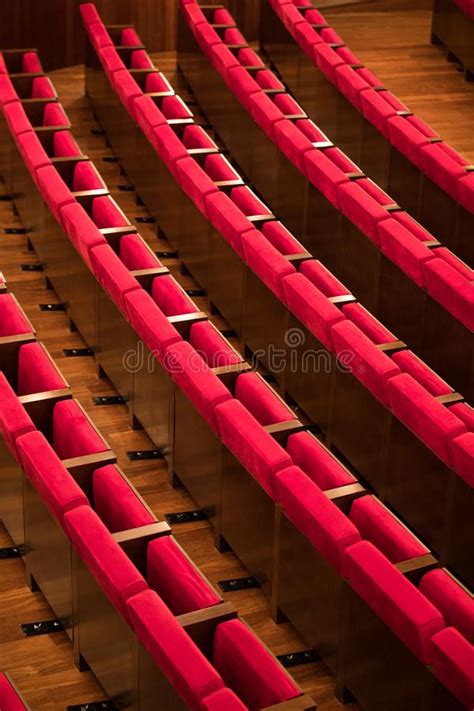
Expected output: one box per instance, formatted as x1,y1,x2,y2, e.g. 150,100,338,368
113,70,142,120
42,102,69,127
120,27,142,46
17,342,67,395
151,124,188,175
452,433,474,486
349,495,428,563
388,374,466,466
80,4,102,26
344,541,445,663
17,431,88,524
60,203,107,270
22,51,43,73
378,217,435,288
234,372,294,425
216,399,292,497
314,43,346,86
273,119,314,172
241,229,296,301
201,689,248,711
423,257,474,332
0,374,35,457
450,403,474,433
89,22,113,50
164,341,232,433
230,186,271,217
331,320,401,405
16,131,50,180
392,351,452,396
52,399,108,460
182,124,216,150
286,431,355,490
0,294,32,336
53,130,82,156
119,233,161,270
151,275,197,316
3,102,33,136
283,273,345,351
300,260,351,297
123,289,181,362
262,220,305,255
338,181,392,244
65,505,148,624
275,465,361,573
144,71,173,94
341,302,396,344
90,243,141,312
91,196,129,228
175,157,219,215
134,96,166,143
304,148,349,208
431,628,474,709
203,154,240,182
127,589,224,709
36,166,75,224
248,92,285,140
31,76,56,99
147,536,220,615
0,75,18,106
420,569,474,643
419,143,469,201
72,161,106,192
99,46,125,77
130,50,154,70
189,321,241,368
0,673,27,710
226,67,261,111
92,464,155,533
205,192,254,256
212,619,301,708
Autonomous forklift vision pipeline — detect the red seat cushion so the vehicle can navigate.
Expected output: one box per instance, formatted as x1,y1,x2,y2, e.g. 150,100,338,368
234,372,294,426
90,243,141,313
303,148,349,209
205,192,254,256
36,165,75,224
92,464,156,533
80,3,101,25
0,674,27,710
287,431,354,490
52,399,108,460
344,541,445,663
127,589,224,709
331,320,401,406
423,257,474,332
3,101,33,136
52,130,81,156
17,342,67,395
151,275,197,316
147,536,221,615
226,67,261,112
349,495,428,563
0,374,35,458
248,92,286,140
338,181,392,244
300,260,351,298
213,619,301,708
119,233,161,270
275,466,361,573
201,688,248,710
419,143,470,201
165,341,232,433
241,230,296,301
392,351,452,397
15,131,51,181
0,294,32,336
273,119,315,173
188,321,241,368
175,156,219,216
16,430,88,524
65,505,148,624
283,273,345,351
216,399,293,497
61,203,107,271
420,569,474,644
388,374,466,466
341,302,396,344
91,196,129,228
431,628,474,709
378,218,436,288
123,289,182,362
72,161,106,192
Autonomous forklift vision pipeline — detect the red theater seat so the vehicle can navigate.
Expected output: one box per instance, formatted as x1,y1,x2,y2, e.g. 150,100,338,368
123,289,182,361
16,431,89,524
92,465,156,533
188,321,241,368
146,536,221,615
127,589,224,708
0,374,35,457
0,294,32,336
430,628,474,710
419,569,474,643
286,431,354,490
17,342,67,395
119,233,162,271
212,619,301,709
344,541,445,663
0,674,27,711
234,372,294,426
90,243,141,312
52,399,108,461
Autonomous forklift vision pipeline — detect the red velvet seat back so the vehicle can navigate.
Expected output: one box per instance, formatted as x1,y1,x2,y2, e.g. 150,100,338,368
0,374,35,457
147,536,221,615
17,342,67,395
52,400,108,460
0,673,27,711
212,619,301,708
430,628,474,709
420,569,474,644
286,431,355,490
0,294,32,336
234,372,294,426
92,465,156,533
188,321,241,368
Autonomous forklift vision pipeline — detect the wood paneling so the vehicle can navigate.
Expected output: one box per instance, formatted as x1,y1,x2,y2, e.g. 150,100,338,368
0,1,260,70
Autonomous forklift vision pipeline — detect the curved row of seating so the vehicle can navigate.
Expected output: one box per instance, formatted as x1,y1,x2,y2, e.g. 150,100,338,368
0,289,310,710
78,2,474,580
0,673,28,710
1,36,472,710
176,0,474,407
261,0,474,261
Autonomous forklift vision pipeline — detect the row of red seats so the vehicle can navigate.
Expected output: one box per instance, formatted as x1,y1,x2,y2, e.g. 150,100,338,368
176,0,474,404
0,291,309,710
78,3,474,574
0,673,27,710
264,0,474,258
1,37,472,711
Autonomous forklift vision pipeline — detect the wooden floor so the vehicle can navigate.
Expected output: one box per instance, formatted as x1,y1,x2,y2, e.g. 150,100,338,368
0,60,356,710
324,7,474,163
